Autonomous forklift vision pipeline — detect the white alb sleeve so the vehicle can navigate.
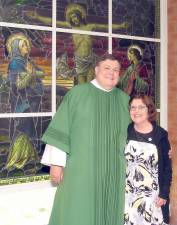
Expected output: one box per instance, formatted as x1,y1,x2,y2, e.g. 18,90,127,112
41,144,67,167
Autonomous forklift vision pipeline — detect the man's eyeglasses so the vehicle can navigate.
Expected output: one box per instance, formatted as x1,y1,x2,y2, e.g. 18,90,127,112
129,105,147,111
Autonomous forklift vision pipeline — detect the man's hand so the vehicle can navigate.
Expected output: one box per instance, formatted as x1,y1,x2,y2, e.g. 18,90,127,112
50,165,64,185
120,21,130,29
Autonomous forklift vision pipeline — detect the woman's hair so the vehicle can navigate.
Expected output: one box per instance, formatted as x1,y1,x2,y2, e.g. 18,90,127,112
129,94,157,122
6,33,31,58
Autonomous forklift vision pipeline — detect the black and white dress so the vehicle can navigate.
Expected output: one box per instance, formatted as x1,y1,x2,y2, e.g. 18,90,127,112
124,127,165,225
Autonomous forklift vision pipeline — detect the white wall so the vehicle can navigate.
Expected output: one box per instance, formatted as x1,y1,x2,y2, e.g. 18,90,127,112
0,181,56,225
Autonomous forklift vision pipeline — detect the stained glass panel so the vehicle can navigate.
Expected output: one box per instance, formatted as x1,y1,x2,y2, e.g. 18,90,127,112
112,0,160,38
0,0,52,26
112,38,160,106
0,116,51,185
56,0,108,32
0,27,52,113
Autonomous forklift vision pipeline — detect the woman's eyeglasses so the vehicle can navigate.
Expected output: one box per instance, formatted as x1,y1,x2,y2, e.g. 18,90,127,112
129,105,147,111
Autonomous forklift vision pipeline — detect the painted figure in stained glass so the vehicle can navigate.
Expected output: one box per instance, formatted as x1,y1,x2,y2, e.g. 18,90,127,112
4,33,45,173
6,33,44,113
26,3,129,84
118,45,151,96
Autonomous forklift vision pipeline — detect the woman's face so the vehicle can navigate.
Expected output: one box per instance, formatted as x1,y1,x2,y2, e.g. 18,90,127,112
19,40,30,57
129,98,149,125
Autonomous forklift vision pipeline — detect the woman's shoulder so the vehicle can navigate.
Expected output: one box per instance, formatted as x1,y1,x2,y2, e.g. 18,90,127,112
153,122,168,137
9,58,25,70
127,123,135,137
152,123,169,147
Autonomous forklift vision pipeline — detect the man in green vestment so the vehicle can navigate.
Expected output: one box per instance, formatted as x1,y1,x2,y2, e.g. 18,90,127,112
41,54,130,225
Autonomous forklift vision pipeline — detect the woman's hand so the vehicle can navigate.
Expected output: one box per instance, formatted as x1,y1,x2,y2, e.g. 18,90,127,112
50,165,64,185
155,197,167,208
168,148,173,158
26,62,34,75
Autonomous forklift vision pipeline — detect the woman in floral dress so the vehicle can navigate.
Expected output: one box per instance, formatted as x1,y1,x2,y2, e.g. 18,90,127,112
124,94,172,225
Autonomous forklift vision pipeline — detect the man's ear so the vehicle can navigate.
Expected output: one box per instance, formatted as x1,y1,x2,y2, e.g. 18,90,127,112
95,66,98,75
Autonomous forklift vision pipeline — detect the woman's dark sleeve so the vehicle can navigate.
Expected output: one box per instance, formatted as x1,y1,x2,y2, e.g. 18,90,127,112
159,133,172,199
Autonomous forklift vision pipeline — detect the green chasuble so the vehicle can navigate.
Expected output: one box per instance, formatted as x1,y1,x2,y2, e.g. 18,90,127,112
42,82,130,225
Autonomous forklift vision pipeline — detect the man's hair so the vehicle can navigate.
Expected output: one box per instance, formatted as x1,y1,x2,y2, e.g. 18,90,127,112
129,48,142,61
129,94,157,122
95,53,120,67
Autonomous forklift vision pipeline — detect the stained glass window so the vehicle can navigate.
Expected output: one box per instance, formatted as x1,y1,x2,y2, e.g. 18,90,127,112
0,0,162,184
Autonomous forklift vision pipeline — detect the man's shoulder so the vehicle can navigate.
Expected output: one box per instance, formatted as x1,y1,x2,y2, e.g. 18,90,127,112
65,83,90,100
115,87,130,100
69,83,90,93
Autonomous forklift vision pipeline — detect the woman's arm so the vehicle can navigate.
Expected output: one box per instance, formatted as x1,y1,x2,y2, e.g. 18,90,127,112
158,134,172,199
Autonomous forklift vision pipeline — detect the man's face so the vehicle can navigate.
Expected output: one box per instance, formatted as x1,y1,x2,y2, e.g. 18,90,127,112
95,59,120,90
128,50,138,64
70,13,80,26
128,51,135,62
